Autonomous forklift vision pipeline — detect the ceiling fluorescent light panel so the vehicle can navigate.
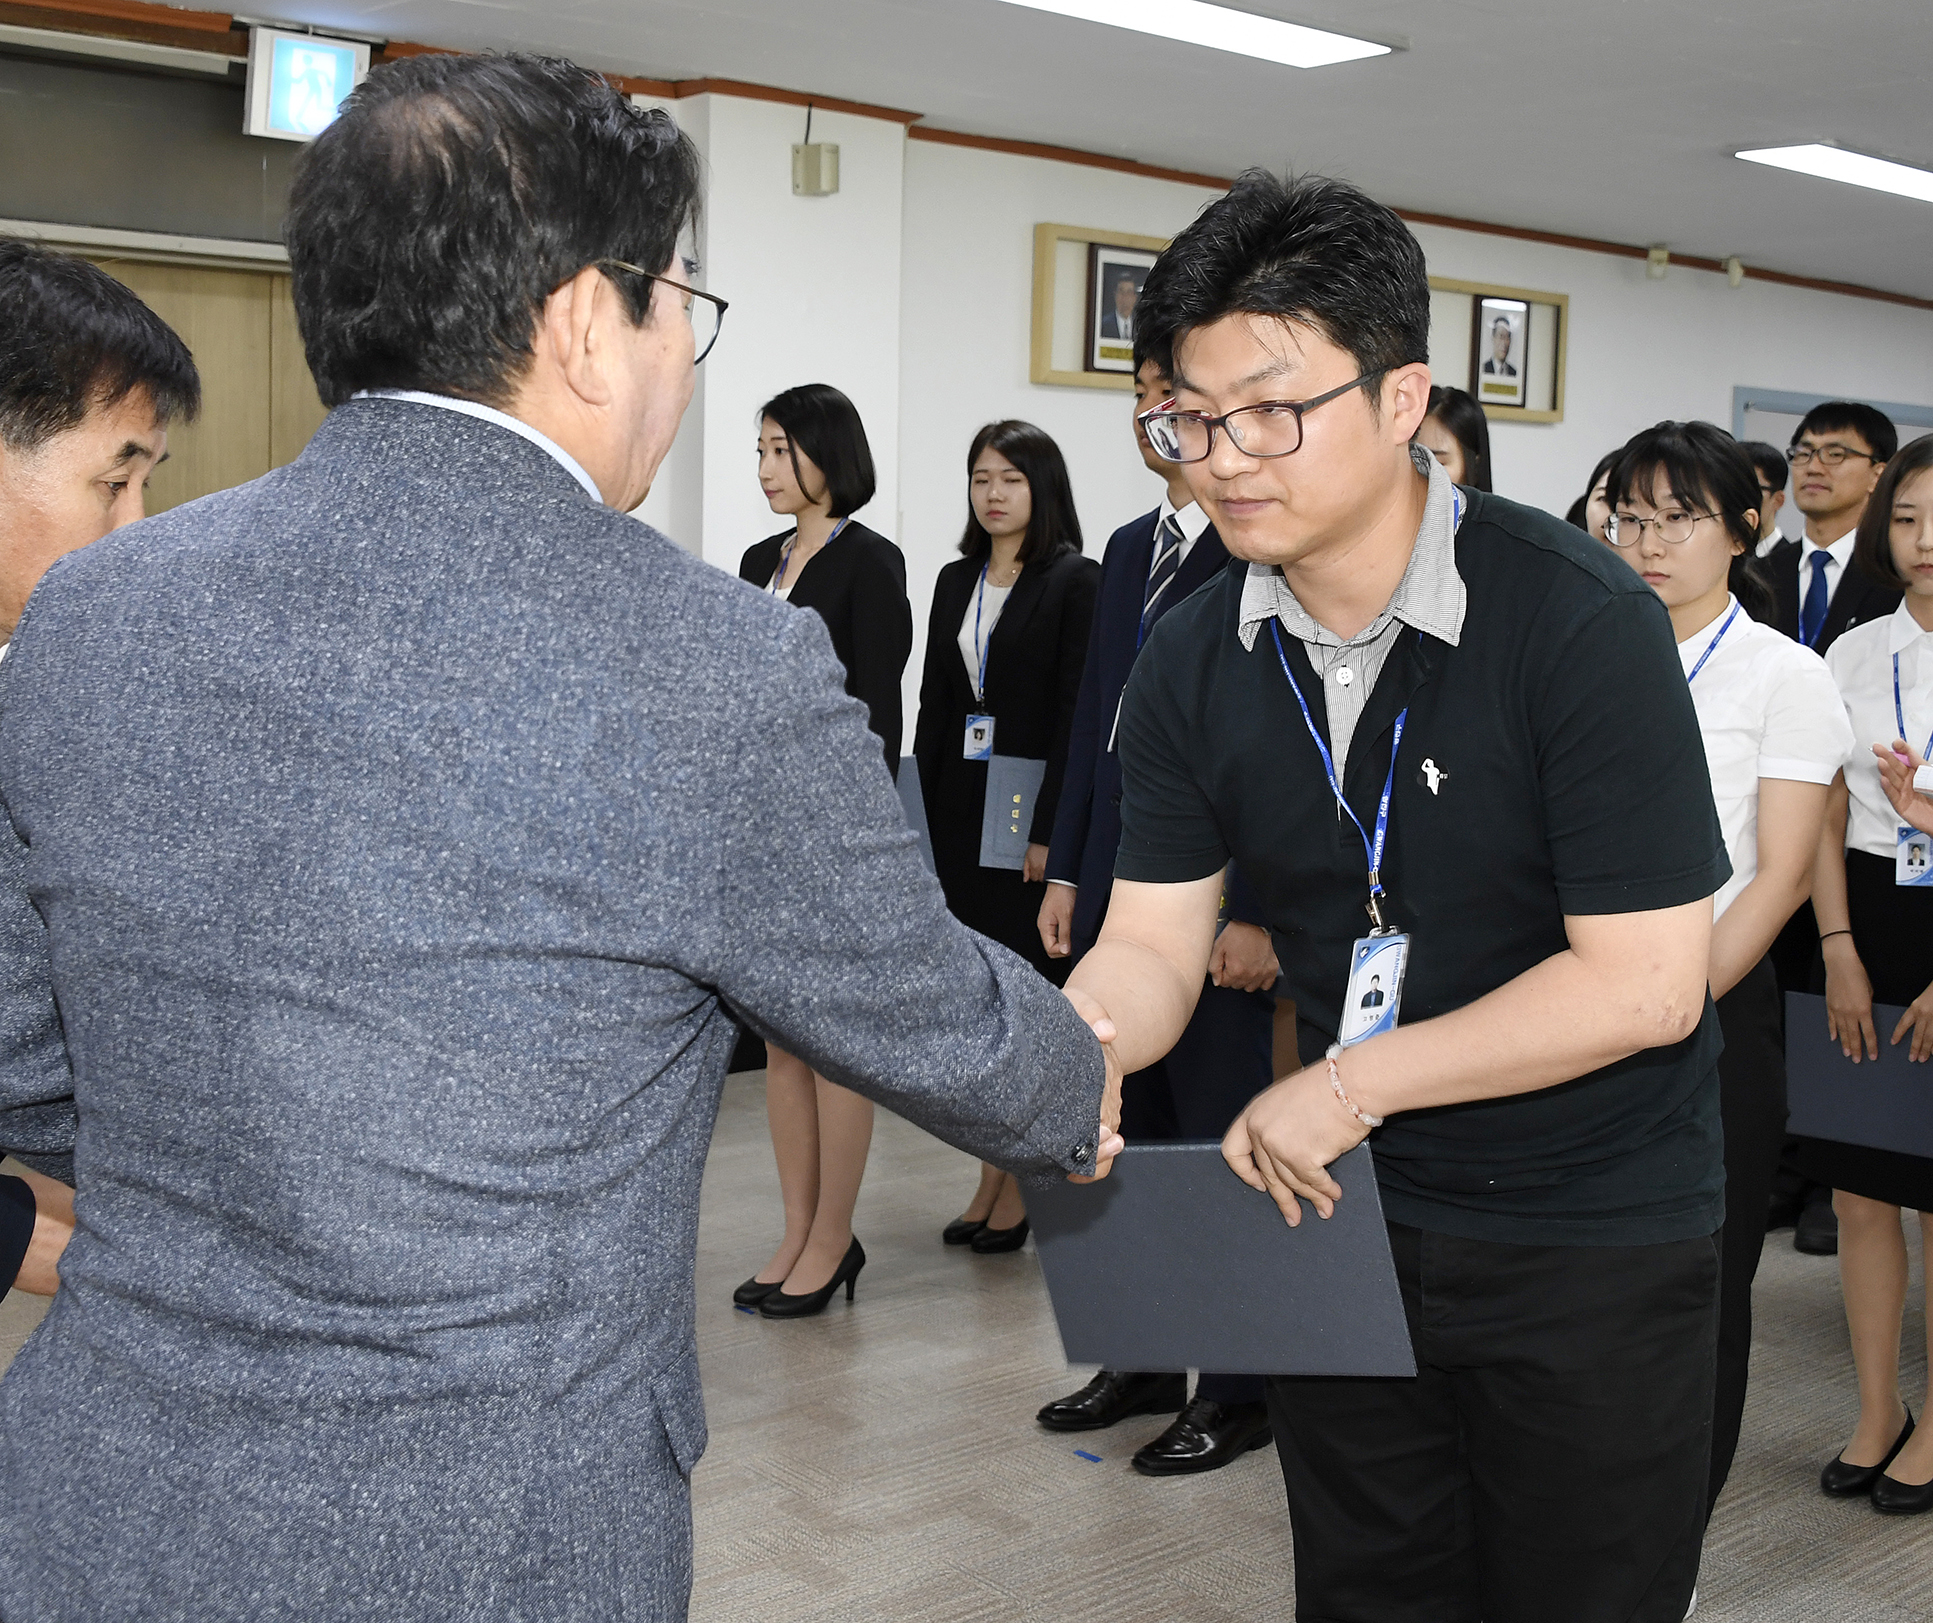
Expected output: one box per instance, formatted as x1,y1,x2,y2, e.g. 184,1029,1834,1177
997,0,1390,68
1736,144,1933,205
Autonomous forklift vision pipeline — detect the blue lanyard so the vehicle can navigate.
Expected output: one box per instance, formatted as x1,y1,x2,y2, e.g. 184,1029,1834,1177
1685,601,1742,685
1269,620,1407,929
972,560,1000,703
1893,653,1933,761
770,516,849,595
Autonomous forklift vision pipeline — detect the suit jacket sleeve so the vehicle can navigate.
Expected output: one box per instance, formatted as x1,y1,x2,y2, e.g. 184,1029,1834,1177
842,540,913,780
0,793,77,1184
911,573,954,818
1029,559,1100,846
706,611,1107,1175
0,1173,33,1292
1044,561,1108,885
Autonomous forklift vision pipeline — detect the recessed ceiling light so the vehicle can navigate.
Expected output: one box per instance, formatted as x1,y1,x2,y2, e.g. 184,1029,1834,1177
996,0,1391,69
1736,144,1933,205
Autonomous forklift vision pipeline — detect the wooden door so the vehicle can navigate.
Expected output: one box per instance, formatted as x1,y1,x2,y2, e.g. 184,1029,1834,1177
86,260,329,515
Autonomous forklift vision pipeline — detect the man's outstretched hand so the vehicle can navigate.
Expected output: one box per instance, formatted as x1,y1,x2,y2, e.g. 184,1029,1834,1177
1223,1066,1366,1226
1062,984,1125,1181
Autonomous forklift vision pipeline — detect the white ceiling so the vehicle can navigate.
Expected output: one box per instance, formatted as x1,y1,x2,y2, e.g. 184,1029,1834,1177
238,0,1933,301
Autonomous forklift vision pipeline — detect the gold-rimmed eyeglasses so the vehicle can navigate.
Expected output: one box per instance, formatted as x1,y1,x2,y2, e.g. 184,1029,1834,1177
596,259,728,366
1606,508,1722,547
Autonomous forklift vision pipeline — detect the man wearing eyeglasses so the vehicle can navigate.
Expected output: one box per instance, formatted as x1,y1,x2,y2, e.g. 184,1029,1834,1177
1067,170,1729,1623
1761,403,1899,1258
0,53,1120,1622
1769,402,1899,656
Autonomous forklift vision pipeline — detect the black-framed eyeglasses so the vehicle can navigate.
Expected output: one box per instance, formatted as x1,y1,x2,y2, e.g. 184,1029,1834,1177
596,259,729,366
1606,508,1722,547
1787,442,1877,469
1138,371,1386,464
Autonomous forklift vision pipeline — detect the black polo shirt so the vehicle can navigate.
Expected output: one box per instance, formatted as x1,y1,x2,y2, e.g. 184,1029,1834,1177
1115,489,1729,1247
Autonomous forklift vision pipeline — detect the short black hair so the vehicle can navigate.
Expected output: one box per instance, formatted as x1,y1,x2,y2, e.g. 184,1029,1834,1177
1791,400,1898,465
286,53,702,408
1607,420,1776,623
957,420,1083,566
758,383,876,518
1133,171,1429,408
1853,432,1933,593
1422,385,1492,493
1739,439,1789,492
0,239,199,452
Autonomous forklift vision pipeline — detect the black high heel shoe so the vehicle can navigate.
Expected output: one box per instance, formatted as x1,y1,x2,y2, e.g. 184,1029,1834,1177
1821,1408,1914,1496
970,1217,1030,1254
733,1276,783,1308
759,1237,866,1318
942,1215,987,1246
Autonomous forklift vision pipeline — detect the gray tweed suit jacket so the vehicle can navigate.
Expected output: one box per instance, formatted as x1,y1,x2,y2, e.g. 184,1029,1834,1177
0,399,1106,1621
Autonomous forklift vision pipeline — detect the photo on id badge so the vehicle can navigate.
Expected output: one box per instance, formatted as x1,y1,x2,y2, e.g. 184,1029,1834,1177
1901,827,1933,887
1340,933,1408,1046
964,715,995,761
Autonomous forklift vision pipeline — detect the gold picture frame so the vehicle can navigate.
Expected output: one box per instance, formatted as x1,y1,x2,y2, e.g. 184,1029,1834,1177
1030,222,1171,391
1428,276,1568,424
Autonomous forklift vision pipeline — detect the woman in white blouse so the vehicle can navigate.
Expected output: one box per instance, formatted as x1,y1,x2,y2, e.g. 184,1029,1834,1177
1802,433,1933,1515
1603,421,1853,1517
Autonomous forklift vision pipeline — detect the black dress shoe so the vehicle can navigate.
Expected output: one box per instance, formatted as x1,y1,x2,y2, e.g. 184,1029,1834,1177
1037,1370,1188,1432
759,1237,865,1319
1821,1409,1914,1496
970,1217,1029,1253
1765,1189,1803,1233
1795,1196,1839,1255
1872,1469,1933,1514
942,1216,987,1246
1132,1397,1275,1477
733,1275,782,1307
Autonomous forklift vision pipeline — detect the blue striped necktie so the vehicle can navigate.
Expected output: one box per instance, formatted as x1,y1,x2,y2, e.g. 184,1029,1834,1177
1141,515,1184,642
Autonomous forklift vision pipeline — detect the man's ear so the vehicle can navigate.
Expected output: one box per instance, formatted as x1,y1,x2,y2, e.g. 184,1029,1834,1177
545,264,617,409
1385,363,1432,442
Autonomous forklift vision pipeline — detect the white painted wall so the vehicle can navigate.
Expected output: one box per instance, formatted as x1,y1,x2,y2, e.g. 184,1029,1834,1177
633,92,906,570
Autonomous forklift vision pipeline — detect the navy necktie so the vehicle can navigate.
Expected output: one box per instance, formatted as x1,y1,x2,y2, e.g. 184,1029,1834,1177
1800,549,1832,647
1141,515,1184,643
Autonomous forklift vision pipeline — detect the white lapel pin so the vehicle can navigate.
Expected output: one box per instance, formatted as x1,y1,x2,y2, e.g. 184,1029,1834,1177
1420,758,1447,796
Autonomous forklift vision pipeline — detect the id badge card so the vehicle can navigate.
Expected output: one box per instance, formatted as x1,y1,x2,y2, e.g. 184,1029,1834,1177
1339,930,1409,1046
964,714,995,761
1897,825,1933,887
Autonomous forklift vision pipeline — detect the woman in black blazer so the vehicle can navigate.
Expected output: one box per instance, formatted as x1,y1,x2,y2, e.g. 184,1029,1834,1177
734,384,912,1318
914,419,1099,1252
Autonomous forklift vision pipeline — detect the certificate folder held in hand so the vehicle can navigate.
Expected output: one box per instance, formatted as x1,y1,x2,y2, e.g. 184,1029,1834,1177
1786,991,1933,1160
1027,1141,1415,1378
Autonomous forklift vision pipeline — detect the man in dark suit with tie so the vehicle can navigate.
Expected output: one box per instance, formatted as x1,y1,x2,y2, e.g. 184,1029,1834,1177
1032,359,1279,1476
1762,400,1899,1254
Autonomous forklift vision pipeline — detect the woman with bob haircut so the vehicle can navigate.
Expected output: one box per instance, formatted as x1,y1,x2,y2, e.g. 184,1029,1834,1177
915,420,1098,1253
1800,431,1933,1514
1414,385,1492,492
1599,419,1851,1517
735,382,912,1319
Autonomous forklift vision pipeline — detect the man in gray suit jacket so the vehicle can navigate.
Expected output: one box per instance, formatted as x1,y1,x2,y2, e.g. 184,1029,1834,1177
0,54,1117,1622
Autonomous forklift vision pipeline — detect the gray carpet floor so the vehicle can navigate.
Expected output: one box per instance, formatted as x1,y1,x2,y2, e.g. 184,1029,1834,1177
3,1077,1927,1619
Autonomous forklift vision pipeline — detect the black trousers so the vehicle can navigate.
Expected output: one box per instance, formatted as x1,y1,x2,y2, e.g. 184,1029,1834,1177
1121,978,1273,1406
1267,1222,1718,1623
1709,955,1786,1515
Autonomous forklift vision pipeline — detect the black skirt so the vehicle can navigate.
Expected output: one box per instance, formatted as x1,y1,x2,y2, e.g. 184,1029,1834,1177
1790,849,1933,1208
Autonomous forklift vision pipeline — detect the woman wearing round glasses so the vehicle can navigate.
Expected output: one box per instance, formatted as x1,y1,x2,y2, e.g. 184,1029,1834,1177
1600,421,1852,1517
1797,432,1933,1514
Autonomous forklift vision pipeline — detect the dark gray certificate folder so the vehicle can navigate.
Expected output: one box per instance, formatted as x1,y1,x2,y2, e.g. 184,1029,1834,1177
1786,991,1933,1159
1028,1142,1415,1377
979,755,1045,870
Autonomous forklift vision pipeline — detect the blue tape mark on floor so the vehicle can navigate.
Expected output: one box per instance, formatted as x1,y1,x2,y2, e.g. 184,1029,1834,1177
1074,1450,1102,1463
735,1305,757,1315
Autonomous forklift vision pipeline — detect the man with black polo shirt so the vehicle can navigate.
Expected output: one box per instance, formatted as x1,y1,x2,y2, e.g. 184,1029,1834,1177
1066,172,1727,1623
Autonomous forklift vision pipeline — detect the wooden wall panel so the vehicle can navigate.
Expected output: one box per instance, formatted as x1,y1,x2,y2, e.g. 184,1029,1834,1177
268,274,328,470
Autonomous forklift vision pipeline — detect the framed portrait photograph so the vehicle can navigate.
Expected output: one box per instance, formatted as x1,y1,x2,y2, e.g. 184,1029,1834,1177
1084,244,1160,375
1472,296,1529,407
